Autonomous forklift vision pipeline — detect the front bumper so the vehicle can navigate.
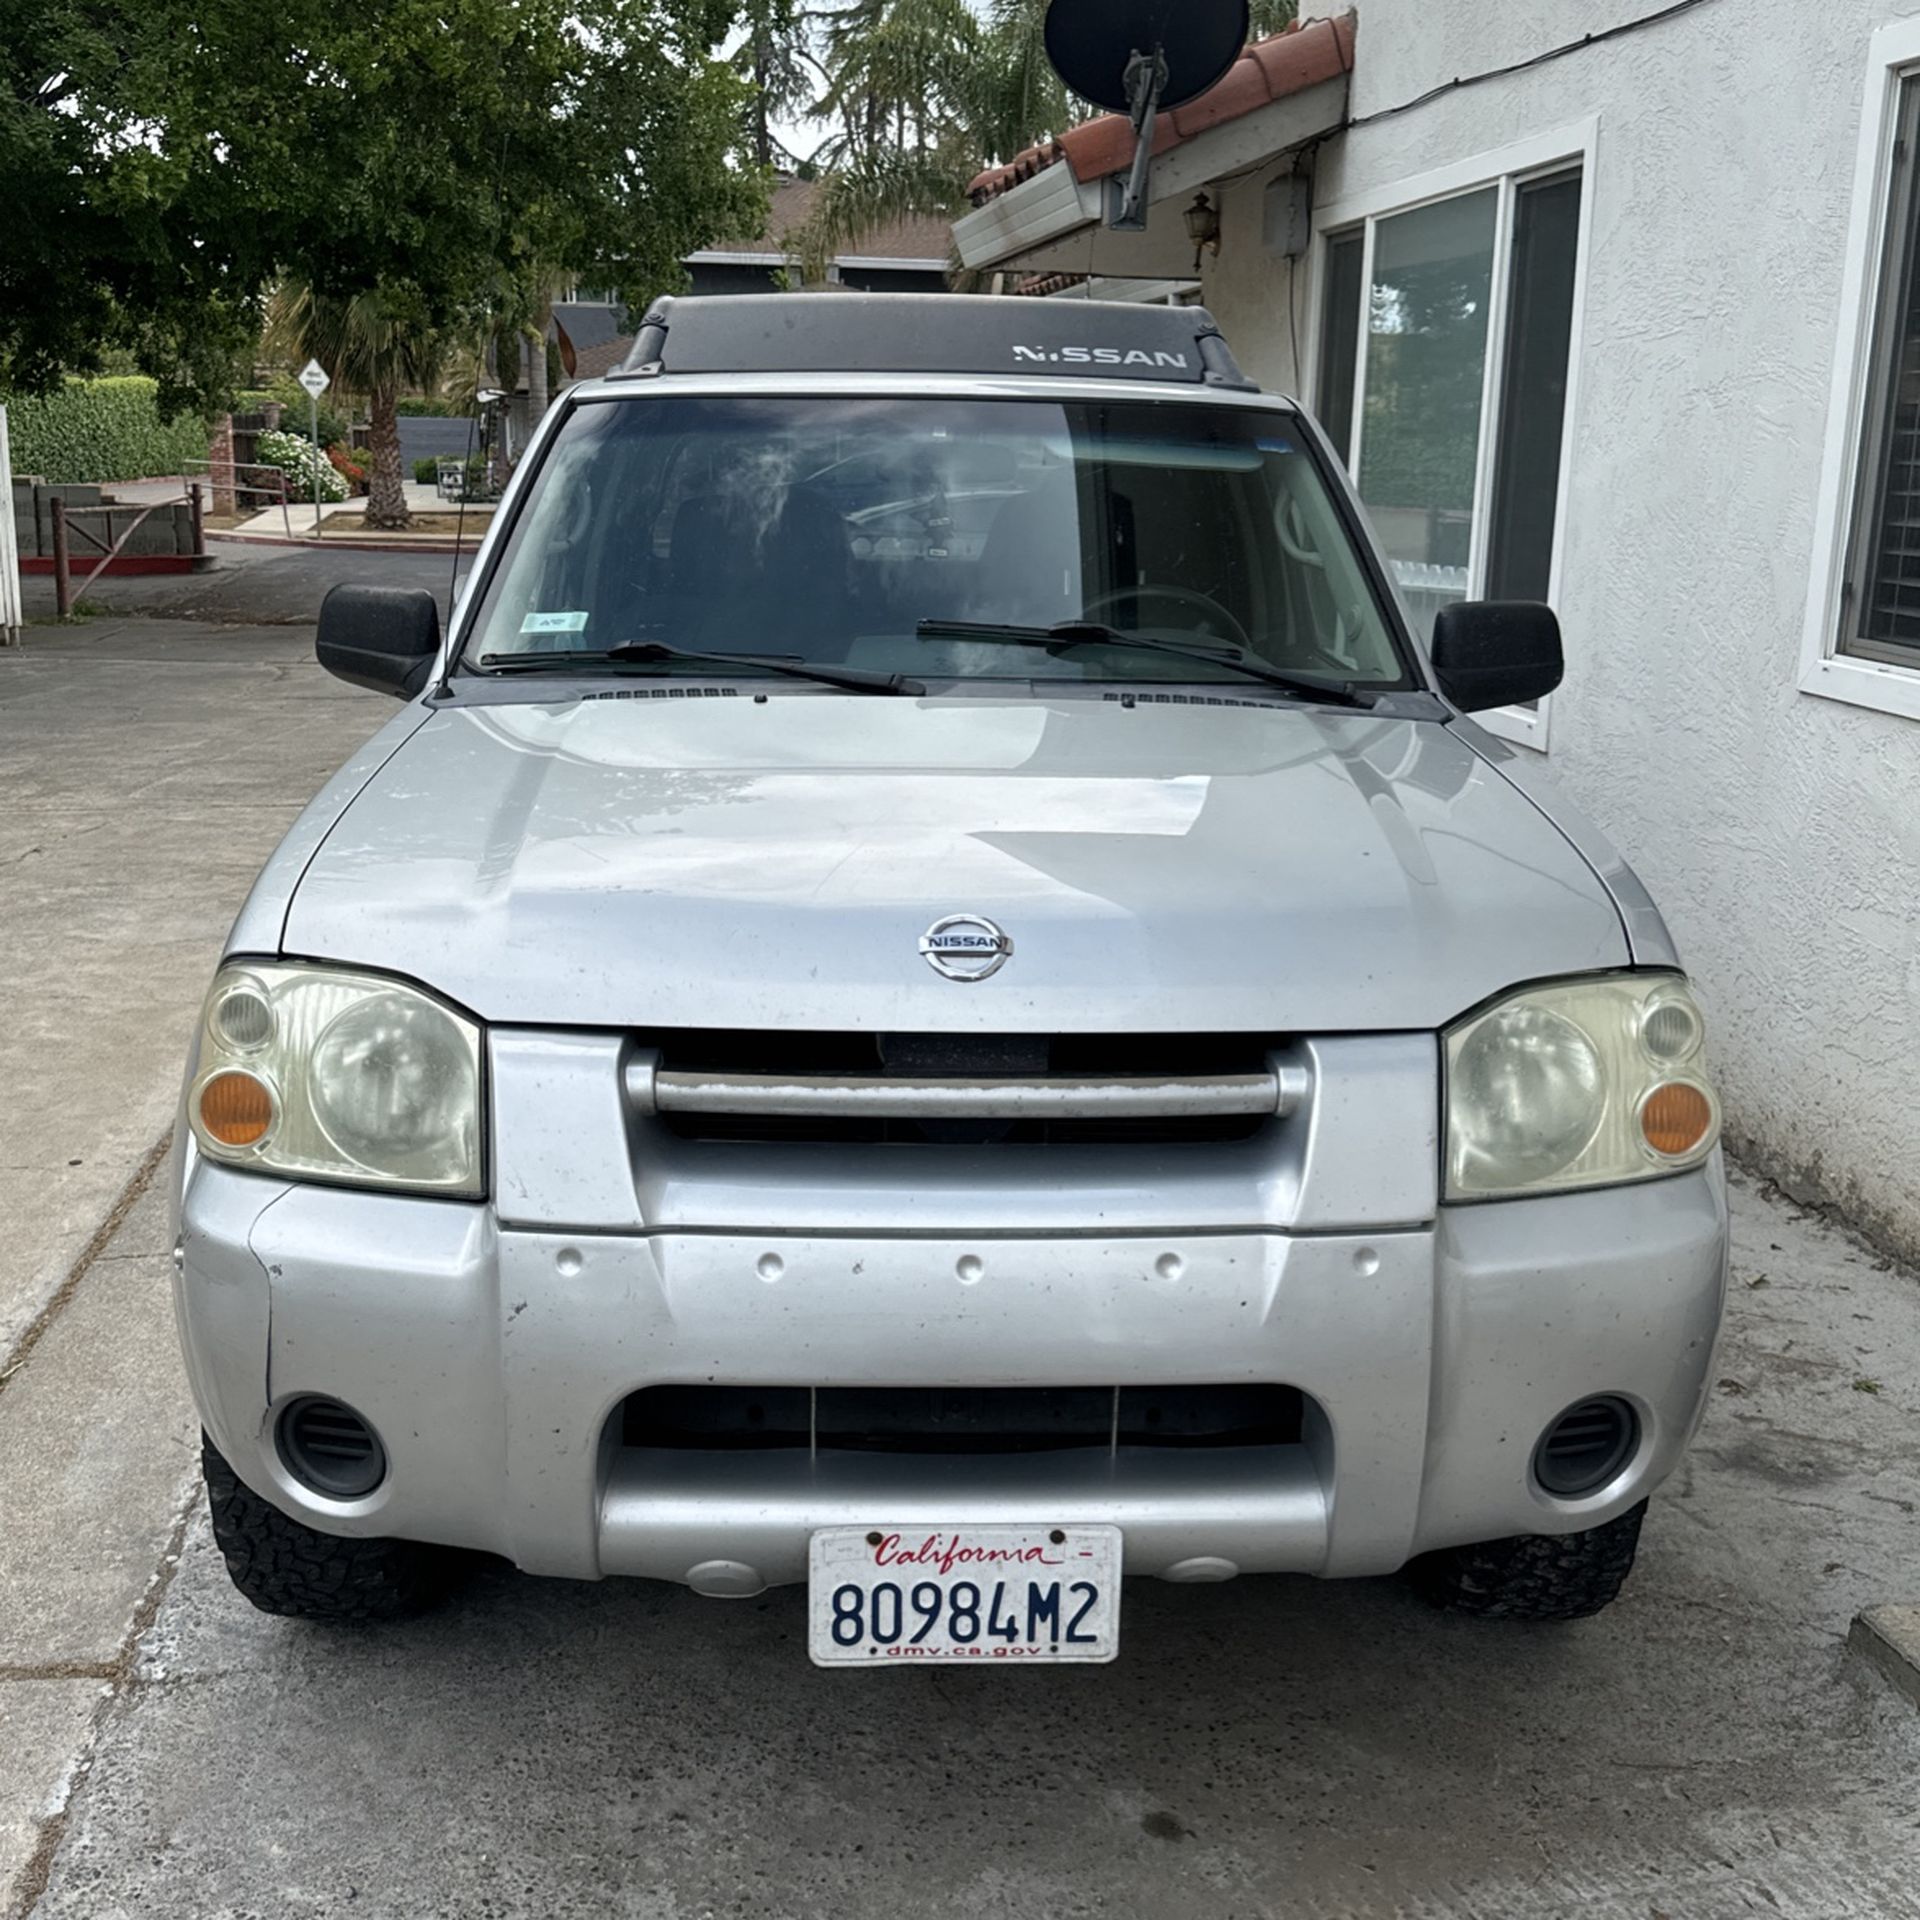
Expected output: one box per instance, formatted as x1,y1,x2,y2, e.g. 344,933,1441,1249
174,1154,1728,1592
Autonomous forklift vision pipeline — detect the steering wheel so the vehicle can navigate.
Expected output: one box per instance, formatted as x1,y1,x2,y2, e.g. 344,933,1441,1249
1080,582,1252,652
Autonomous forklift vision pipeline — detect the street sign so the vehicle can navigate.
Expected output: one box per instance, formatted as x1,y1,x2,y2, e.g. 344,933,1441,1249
297,361,331,534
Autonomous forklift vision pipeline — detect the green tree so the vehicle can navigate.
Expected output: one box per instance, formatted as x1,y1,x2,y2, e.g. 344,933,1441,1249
4,0,766,519
159,0,762,524
734,0,825,169
0,1,267,407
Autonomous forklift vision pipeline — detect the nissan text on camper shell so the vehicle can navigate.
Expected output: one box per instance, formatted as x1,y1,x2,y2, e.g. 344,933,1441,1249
174,296,1727,1663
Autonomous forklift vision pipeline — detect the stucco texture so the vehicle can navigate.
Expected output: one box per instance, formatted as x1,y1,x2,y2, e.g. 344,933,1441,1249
1205,0,1920,1258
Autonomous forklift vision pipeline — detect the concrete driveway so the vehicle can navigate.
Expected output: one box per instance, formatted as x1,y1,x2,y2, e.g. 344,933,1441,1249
2,613,1918,1919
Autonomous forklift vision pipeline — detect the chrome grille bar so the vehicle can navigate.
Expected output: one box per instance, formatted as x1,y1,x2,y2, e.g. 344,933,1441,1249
626,1056,1308,1121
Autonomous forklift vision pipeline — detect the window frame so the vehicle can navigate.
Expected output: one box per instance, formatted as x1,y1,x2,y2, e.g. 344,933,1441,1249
1801,16,1920,724
1308,120,1599,751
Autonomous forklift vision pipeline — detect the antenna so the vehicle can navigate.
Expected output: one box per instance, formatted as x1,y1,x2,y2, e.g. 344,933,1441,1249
1043,0,1250,232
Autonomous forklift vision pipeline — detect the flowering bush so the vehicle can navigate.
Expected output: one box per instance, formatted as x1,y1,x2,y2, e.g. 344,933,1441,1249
327,444,370,494
257,428,349,503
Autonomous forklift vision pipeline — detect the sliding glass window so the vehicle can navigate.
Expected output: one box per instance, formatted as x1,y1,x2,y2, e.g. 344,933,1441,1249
1316,158,1586,729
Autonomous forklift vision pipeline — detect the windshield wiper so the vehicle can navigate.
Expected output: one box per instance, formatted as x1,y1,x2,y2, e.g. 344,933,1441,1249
474,642,923,697
914,619,1372,709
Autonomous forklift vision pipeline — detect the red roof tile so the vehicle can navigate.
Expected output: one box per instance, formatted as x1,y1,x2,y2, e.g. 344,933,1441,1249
1010,272,1089,298
967,13,1354,207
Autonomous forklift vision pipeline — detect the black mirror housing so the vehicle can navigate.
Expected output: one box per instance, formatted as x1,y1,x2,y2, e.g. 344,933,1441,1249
1429,600,1564,713
315,585,442,699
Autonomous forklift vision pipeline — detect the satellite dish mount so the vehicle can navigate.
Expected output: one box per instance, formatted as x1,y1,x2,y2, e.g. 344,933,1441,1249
1113,46,1171,232
1043,0,1250,236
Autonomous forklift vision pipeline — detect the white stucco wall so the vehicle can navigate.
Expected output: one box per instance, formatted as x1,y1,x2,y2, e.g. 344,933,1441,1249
1204,0,1920,1255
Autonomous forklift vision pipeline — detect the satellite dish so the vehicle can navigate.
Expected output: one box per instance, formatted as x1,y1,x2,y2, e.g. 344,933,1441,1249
1044,0,1250,116
1042,0,1250,231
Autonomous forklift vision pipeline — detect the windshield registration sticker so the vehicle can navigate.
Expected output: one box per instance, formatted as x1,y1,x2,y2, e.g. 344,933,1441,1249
520,611,590,635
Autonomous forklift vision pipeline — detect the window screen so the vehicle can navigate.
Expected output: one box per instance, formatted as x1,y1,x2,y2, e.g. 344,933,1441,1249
1485,170,1583,602
1316,231,1364,463
1844,75,1920,664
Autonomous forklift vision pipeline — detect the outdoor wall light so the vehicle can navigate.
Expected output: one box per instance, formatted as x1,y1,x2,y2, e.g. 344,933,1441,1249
1184,191,1222,269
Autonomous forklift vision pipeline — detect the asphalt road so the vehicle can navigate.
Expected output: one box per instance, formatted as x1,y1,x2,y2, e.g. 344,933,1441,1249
3,608,1919,1918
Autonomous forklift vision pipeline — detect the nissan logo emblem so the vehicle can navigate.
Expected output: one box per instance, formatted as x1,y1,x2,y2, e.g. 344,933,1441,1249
919,914,1013,982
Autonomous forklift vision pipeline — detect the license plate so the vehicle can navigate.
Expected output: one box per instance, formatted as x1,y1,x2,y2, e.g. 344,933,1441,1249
808,1525,1121,1666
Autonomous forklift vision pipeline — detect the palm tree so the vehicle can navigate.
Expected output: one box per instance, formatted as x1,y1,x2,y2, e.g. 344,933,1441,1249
266,282,441,531
793,0,1063,270
811,0,978,158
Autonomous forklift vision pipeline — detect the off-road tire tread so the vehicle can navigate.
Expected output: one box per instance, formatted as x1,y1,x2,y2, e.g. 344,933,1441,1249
201,1434,453,1621
1406,1500,1646,1621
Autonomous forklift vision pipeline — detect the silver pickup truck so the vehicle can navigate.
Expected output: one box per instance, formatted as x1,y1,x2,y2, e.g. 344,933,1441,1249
173,295,1726,1663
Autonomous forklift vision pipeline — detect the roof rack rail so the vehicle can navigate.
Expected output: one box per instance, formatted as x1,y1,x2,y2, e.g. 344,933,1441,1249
612,292,1257,391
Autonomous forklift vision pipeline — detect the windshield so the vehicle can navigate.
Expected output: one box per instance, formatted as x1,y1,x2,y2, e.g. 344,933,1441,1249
462,394,1411,690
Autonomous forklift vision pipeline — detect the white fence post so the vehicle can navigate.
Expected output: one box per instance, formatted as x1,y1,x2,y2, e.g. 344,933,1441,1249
0,406,22,646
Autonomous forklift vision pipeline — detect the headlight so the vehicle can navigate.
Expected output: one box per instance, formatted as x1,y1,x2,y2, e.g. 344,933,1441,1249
189,963,482,1197
1445,973,1719,1200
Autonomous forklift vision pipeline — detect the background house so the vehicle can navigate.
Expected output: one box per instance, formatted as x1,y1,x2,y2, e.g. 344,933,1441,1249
956,2,1920,1261
550,174,953,392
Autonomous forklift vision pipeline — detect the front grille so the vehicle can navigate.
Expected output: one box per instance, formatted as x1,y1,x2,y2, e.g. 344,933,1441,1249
645,1030,1275,1078
661,1111,1265,1145
638,1029,1289,1147
621,1384,1304,1457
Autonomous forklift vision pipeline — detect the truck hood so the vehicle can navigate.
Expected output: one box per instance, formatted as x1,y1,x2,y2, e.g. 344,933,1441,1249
281,695,1628,1032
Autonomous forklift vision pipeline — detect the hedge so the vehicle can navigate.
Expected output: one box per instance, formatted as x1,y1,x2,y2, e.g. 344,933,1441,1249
3,377,211,484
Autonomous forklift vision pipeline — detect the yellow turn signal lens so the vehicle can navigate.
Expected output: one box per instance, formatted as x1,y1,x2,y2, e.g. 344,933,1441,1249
198,1070,275,1148
1640,1081,1713,1159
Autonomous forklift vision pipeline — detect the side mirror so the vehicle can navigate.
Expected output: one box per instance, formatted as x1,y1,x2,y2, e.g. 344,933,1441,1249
315,585,441,699
1429,600,1564,713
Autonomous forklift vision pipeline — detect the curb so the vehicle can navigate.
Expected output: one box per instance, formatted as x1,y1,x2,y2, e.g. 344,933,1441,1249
1849,1606,1920,1709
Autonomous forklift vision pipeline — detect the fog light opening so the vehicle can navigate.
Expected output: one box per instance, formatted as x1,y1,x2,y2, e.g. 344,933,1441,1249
1533,1396,1638,1499
277,1396,387,1499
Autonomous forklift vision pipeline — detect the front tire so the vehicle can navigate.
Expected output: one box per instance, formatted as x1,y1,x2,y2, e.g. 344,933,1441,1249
1405,1501,1646,1621
202,1434,456,1622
